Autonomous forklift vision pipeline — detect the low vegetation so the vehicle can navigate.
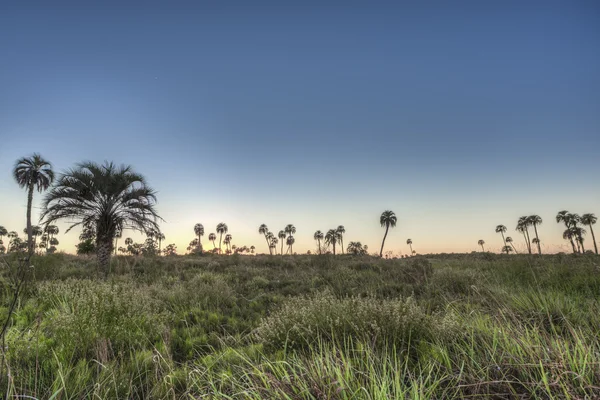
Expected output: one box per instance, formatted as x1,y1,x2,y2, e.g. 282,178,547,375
1,253,599,399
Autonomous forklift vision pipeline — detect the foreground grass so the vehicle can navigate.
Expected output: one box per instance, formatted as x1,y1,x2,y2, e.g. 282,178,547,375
0,252,599,399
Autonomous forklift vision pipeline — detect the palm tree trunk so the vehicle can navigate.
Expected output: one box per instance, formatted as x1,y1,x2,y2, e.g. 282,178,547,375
510,243,518,254
379,225,389,257
524,228,532,254
501,232,508,254
589,224,598,255
533,224,541,254
409,244,413,255
281,241,284,255
264,235,271,255
97,237,112,278
218,233,223,254
318,239,321,255
26,182,34,256
333,242,336,255
481,244,485,252
340,237,344,254
579,237,585,253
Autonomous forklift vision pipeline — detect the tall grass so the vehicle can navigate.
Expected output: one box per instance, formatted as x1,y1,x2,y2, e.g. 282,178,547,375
0,253,599,399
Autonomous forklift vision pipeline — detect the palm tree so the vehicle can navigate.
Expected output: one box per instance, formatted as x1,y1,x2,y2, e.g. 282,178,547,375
505,236,518,254
324,229,340,255
495,225,508,254
224,234,232,253
532,238,540,251
113,228,122,255
527,215,543,254
406,238,414,255
563,227,585,253
581,213,598,254
379,210,397,257
502,245,513,254
278,230,287,255
314,230,324,254
24,226,43,252
41,162,161,276
259,224,272,255
13,153,55,256
250,245,255,254
286,236,295,254
270,236,278,255
7,231,18,252
347,241,366,255
208,233,217,249
155,232,165,255
285,224,296,240
478,239,485,252
556,211,577,253
336,225,346,254
194,223,205,252
517,216,532,254
216,223,228,254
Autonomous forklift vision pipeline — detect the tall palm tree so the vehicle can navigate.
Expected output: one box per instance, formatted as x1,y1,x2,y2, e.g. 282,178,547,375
224,234,232,252
581,213,598,254
286,236,295,254
336,225,346,254
379,210,397,257
406,239,414,255
563,227,586,253
527,215,543,254
568,213,584,253
216,223,228,254
270,235,278,255
208,233,217,249
285,224,296,239
313,230,324,254
155,232,165,255
278,230,287,255
259,224,272,255
517,216,532,254
324,229,340,255
495,225,508,254
556,211,577,253
505,236,518,254
41,162,161,276
194,223,205,252
13,153,55,256
478,239,485,252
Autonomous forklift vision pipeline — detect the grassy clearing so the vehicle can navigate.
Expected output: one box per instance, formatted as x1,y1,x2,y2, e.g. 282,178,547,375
1,253,599,399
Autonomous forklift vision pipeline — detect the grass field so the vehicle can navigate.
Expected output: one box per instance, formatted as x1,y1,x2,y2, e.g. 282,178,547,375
0,253,599,399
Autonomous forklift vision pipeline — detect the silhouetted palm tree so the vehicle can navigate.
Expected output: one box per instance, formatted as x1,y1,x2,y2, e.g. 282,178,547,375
505,236,518,254
379,210,397,257
517,216,532,254
0,226,7,245
113,228,122,255
286,236,295,254
406,239,414,255
556,211,577,253
41,162,161,276
270,235,278,255
347,241,367,255
216,223,228,254
531,238,540,251
250,245,255,254
336,225,345,254
581,213,598,254
502,245,513,254
325,229,340,255
259,224,272,255
568,214,585,253
24,226,43,252
478,239,485,252
314,230,324,254
285,224,296,240
495,225,508,254
527,215,542,254
208,233,217,249
155,232,165,254
278,230,287,255
13,153,54,256
194,223,204,252
224,233,232,252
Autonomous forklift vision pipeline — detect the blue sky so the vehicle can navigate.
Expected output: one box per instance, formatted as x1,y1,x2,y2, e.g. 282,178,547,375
1,1,599,255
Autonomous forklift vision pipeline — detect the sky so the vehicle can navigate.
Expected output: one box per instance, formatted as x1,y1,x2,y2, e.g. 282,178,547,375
0,1,599,256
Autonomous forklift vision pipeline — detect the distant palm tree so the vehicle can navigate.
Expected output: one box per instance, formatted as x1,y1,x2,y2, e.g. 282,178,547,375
7,231,18,252
125,237,133,246
155,232,165,254
285,224,296,239
259,224,272,255
379,210,397,257
208,233,217,249
581,213,598,254
286,236,295,254
568,214,585,253
517,216,532,254
216,223,228,254
556,211,577,253
270,235,278,255
13,153,54,256
313,230,324,254
495,225,508,254
224,234,232,252
532,238,540,251
194,224,209,251
250,245,255,254
478,239,485,252
347,241,367,255
24,226,43,251
406,239,414,255
505,236,518,254
563,227,585,253
325,229,340,255
41,162,161,276
113,228,122,255
278,230,287,255
502,245,513,254
527,215,543,254
336,225,346,254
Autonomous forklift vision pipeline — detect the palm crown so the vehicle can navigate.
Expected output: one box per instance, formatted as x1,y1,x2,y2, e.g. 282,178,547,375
379,210,397,257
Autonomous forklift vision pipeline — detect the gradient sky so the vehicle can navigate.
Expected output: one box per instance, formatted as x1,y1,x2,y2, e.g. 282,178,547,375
1,1,599,255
